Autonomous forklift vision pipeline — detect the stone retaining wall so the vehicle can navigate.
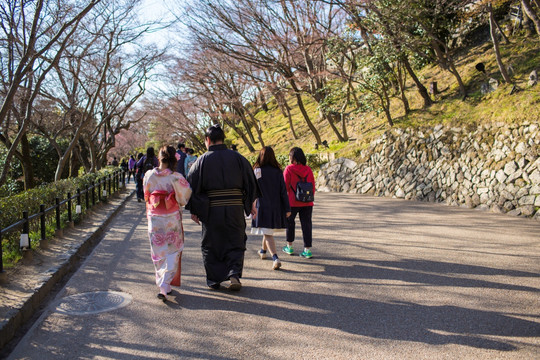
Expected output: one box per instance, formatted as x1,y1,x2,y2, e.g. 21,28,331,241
316,123,540,220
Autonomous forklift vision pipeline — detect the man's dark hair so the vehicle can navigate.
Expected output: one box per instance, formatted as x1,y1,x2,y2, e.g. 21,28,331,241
177,143,185,150
146,147,155,158
205,124,225,143
289,147,307,165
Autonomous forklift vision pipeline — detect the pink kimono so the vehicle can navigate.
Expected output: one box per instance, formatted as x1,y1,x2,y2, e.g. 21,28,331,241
143,168,192,295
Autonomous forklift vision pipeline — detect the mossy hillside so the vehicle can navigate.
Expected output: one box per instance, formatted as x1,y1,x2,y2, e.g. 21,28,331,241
227,36,540,165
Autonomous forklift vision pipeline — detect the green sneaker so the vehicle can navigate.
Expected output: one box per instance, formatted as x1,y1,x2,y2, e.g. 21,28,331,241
282,245,294,255
300,249,312,259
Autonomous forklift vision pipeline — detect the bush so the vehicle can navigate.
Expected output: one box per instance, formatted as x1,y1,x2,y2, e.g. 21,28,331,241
1,168,122,268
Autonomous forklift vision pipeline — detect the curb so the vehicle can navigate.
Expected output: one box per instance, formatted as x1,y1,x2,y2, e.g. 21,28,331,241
0,187,135,351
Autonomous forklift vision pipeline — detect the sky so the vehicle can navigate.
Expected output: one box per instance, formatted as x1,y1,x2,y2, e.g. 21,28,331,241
139,0,179,47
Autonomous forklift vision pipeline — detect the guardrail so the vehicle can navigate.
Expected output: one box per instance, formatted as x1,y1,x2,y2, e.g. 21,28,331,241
0,169,126,273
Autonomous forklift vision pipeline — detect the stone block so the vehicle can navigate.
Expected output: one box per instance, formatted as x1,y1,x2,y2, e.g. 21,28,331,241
504,161,517,175
518,195,536,206
361,182,373,194
520,205,535,216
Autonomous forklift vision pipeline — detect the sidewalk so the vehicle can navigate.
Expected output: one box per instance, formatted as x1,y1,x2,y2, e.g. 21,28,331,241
3,191,540,359
0,183,135,352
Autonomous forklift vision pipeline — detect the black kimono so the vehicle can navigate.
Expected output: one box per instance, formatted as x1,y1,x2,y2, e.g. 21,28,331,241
187,144,260,287
252,165,290,230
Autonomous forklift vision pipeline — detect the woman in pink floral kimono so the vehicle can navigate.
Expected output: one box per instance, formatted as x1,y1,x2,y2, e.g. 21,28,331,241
143,145,192,302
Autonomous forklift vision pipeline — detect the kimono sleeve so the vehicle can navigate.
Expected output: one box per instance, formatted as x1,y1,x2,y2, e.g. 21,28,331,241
172,174,192,207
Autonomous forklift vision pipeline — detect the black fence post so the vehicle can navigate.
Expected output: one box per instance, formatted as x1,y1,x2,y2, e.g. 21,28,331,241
92,181,95,206
85,185,89,209
98,180,102,202
77,189,81,210
55,197,61,231
22,211,30,250
67,192,72,223
0,230,3,273
108,175,111,196
40,204,46,242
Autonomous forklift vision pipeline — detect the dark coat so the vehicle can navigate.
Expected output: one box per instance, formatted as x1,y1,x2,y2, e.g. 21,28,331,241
252,165,290,229
176,150,187,176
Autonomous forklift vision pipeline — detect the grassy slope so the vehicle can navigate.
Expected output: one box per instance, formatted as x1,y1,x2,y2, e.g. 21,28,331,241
228,36,540,163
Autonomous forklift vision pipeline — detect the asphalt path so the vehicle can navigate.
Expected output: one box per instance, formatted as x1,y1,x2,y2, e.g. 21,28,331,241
6,192,540,359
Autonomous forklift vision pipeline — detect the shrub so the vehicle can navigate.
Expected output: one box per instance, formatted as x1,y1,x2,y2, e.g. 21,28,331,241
1,168,122,268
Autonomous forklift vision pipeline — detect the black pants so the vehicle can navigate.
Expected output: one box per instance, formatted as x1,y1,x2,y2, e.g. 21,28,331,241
286,206,313,248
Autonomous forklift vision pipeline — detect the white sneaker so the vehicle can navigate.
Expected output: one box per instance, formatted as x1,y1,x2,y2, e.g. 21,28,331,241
258,250,267,259
272,259,282,270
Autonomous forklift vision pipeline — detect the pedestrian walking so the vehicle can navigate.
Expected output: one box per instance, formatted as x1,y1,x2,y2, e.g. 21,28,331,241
187,124,260,291
120,158,128,175
282,147,315,259
136,148,159,202
184,148,197,176
128,155,136,183
175,143,187,176
143,146,192,302
250,146,291,270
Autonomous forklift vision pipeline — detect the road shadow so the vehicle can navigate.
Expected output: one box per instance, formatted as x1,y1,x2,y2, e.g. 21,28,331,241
181,285,538,352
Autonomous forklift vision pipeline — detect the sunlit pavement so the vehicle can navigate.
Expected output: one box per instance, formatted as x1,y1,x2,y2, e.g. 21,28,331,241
7,192,540,359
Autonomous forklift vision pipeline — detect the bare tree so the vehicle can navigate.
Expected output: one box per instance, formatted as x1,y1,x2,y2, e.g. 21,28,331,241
179,0,324,144
0,0,101,188
521,0,540,39
35,0,164,179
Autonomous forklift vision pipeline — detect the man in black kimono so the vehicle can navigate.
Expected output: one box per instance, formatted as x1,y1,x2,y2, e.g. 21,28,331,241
187,125,259,291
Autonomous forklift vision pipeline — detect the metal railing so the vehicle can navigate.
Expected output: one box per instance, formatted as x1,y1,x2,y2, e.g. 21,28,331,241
0,169,126,273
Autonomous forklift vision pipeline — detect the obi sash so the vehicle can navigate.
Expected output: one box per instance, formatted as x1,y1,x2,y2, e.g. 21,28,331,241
148,190,179,213
207,189,243,207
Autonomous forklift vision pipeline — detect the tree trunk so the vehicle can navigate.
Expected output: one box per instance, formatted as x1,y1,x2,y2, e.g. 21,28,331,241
380,87,394,127
489,4,513,84
221,112,256,152
20,133,34,189
236,107,257,144
289,79,322,145
493,13,511,44
275,91,298,139
321,109,346,142
396,62,410,115
245,108,265,148
522,0,540,38
430,40,467,98
402,57,433,108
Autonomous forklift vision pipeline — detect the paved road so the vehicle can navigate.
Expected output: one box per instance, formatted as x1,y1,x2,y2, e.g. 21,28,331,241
6,192,540,359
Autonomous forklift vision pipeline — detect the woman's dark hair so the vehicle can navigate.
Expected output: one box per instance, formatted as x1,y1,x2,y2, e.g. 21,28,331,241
146,147,155,158
137,153,143,160
187,148,194,155
254,146,281,170
289,147,307,165
205,124,225,143
159,145,177,171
